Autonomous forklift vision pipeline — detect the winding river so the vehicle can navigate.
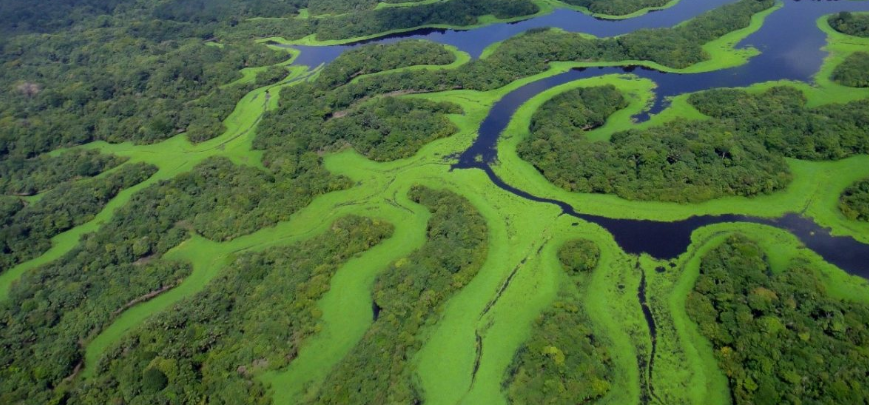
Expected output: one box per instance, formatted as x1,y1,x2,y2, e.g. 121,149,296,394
281,0,869,278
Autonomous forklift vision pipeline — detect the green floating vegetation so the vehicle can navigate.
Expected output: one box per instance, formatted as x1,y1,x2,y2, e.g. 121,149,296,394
304,0,773,102
2,1,869,405
307,186,488,404
518,83,869,204
687,234,869,404
73,216,394,404
503,238,613,405
644,221,869,405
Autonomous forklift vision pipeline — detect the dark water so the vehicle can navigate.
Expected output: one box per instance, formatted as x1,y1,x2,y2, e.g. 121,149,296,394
283,0,869,277
277,0,738,67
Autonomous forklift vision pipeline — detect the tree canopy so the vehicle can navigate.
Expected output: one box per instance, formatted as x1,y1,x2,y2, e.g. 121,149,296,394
687,235,869,404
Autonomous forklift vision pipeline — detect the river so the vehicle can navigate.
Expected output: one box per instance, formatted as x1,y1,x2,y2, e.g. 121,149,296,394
280,0,869,278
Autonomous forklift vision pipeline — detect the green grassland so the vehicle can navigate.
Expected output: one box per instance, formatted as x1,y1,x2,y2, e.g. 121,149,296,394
4,4,869,405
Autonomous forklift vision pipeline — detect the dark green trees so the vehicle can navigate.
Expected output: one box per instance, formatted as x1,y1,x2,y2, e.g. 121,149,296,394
832,52,869,88
840,179,869,221
830,11,869,38
518,85,791,203
73,216,394,404
563,0,670,15
687,235,869,404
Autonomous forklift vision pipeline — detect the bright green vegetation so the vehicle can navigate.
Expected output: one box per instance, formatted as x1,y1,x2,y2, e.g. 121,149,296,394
497,73,869,228
2,1,869,405
0,150,126,195
0,163,156,274
558,0,670,17
503,239,612,404
832,51,869,87
307,186,488,404
687,235,869,404
72,216,393,404
829,11,869,38
840,179,869,222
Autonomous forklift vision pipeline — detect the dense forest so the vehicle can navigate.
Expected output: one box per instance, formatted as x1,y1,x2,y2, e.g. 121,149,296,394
0,150,126,195
0,163,157,275
503,239,612,404
313,40,456,90
256,74,462,174
519,85,869,202
517,86,790,202
0,156,347,402
72,216,393,404
832,52,869,88
687,235,869,404
829,11,869,38
562,0,670,16
308,186,489,404
840,179,869,222
230,0,540,41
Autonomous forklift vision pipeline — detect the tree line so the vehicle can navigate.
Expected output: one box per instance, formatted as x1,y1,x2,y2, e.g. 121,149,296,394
0,156,347,403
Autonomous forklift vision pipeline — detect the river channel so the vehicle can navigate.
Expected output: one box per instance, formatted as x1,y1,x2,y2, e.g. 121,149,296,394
281,0,869,277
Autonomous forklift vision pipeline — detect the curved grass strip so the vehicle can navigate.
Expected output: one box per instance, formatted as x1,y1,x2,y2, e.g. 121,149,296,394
262,193,431,404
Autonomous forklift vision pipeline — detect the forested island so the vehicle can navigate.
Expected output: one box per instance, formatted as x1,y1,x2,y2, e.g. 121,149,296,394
2,0,869,404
